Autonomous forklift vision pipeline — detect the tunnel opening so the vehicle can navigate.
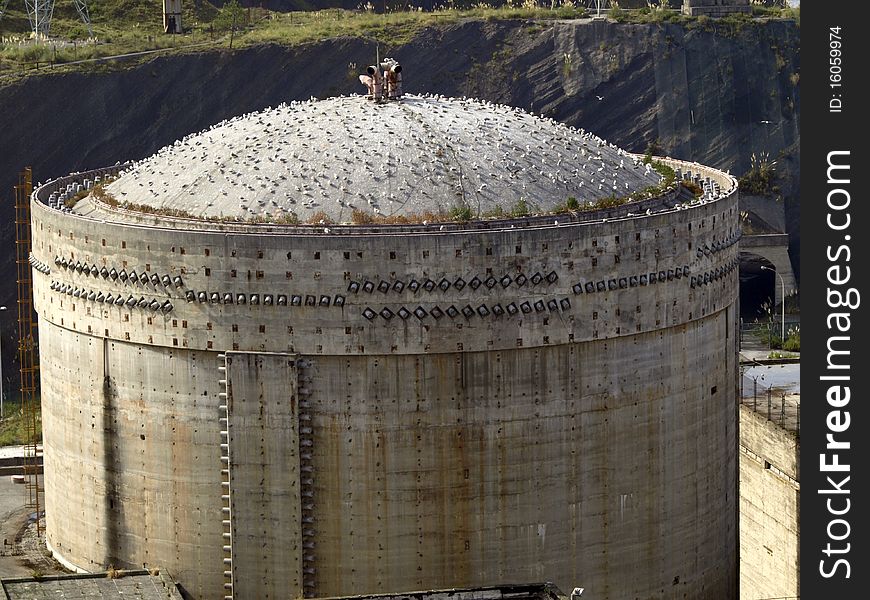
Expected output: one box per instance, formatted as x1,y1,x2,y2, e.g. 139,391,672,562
739,252,776,323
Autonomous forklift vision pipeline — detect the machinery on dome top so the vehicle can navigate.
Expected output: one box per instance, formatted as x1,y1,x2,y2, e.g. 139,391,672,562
359,58,403,102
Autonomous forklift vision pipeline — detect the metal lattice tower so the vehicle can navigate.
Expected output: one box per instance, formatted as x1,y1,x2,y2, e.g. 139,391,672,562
72,0,92,38
15,167,42,537
23,0,55,39
0,0,93,40
586,0,612,17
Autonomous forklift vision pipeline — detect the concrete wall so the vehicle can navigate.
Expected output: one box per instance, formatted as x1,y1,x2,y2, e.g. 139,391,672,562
740,195,786,234
31,191,741,356
682,0,751,16
739,405,799,600
225,352,302,600
306,314,738,596
40,326,224,599
33,159,740,600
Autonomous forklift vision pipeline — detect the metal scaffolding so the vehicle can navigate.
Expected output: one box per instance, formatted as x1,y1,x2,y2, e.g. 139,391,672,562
15,167,42,536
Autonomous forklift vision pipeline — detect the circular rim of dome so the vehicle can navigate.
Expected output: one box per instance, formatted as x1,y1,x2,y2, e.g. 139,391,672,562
97,94,669,226
36,156,736,235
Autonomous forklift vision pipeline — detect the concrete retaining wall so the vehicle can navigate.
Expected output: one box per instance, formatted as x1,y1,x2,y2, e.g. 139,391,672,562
739,405,799,600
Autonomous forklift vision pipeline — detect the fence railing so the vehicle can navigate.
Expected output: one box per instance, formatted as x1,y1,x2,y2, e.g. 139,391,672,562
740,373,800,435
739,318,800,352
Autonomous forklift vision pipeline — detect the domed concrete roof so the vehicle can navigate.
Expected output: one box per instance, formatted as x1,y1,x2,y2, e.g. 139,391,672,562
103,94,661,223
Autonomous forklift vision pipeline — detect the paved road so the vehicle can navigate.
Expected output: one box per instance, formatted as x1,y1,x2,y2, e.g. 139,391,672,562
0,472,34,578
0,442,59,579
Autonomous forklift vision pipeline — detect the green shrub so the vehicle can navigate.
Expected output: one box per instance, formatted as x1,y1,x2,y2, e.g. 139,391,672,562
782,325,800,352
609,3,627,22
449,204,473,222
510,199,530,217
739,152,779,196
214,0,246,34
0,402,42,446
782,336,800,352
651,160,676,185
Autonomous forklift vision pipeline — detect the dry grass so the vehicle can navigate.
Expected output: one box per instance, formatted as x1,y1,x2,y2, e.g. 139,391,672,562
106,565,124,579
305,210,334,224
351,208,450,225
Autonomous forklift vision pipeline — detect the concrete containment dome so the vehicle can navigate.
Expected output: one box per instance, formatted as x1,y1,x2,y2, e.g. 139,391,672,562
101,95,661,223
31,93,740,600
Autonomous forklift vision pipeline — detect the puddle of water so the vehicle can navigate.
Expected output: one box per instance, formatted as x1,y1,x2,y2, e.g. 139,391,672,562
742,364,800,396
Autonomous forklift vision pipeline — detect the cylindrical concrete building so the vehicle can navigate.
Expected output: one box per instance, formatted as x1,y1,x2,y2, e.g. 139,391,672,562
31,95,740,600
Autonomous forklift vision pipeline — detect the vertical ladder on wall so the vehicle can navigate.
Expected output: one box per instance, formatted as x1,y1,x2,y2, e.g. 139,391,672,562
15,167,42,536
297,358,316,597
217,354,234,600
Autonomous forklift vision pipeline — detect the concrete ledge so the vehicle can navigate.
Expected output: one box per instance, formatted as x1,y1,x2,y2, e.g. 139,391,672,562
0,568,184,600
317,583,568,600
0,466,43,477
45,539,90,575
682,2,751,17
0,456,42,468
739,357,800,366
740,233,789,248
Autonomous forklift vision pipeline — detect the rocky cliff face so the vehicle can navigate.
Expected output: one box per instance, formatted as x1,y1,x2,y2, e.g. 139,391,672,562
0,17,799,383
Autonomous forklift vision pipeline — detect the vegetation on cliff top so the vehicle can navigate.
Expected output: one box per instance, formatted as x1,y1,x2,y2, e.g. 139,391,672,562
0,0,797,77
0,2,586,74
